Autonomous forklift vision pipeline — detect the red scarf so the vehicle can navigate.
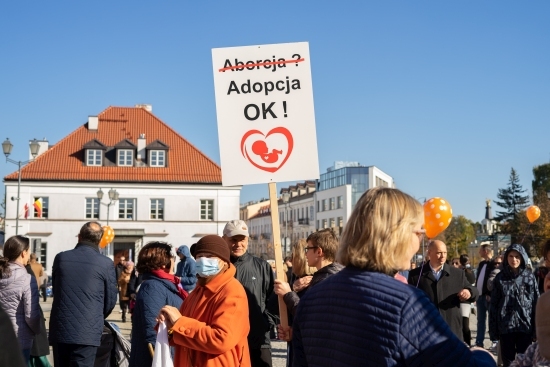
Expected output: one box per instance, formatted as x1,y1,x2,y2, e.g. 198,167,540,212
150,270,188,300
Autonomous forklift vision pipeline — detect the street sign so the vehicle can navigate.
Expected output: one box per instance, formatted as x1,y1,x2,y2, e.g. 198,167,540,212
212,42,319,186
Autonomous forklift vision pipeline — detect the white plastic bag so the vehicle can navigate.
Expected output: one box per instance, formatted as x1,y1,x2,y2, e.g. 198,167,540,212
152,321,174,367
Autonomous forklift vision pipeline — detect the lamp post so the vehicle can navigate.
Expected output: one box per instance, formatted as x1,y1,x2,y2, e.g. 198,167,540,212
97,188,119,226
97,188,119,257
2,138,40,235
281,192,290,256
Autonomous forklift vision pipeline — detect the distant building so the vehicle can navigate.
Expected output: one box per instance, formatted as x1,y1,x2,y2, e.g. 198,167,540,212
315,162,394,235
3,105,241,272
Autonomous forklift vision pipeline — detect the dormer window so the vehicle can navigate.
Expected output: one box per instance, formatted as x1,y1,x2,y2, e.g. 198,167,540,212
83,139,107,166
118,149,134,166
150,150,165,167
114,139,137,167
146,139,169,168
87,150,102,166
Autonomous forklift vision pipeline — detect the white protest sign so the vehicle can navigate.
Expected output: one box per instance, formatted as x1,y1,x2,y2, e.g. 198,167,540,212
212,42,319,186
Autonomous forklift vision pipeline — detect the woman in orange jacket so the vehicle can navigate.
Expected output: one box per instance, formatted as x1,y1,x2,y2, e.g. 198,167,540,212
158,235,250,367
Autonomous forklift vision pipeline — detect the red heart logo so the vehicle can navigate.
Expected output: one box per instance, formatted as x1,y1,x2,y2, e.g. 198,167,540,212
240,127,294,173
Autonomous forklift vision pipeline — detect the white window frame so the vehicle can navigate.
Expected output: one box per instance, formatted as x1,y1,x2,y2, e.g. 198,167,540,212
150,150,166,167
118,149,134,166
86,198,100,219
200,199,214,220
86,149,102,166
150,199,164,220
119,198,136,220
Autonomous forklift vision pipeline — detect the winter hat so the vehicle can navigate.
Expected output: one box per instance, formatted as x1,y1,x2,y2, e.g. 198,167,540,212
537,291,550,359
190,235,230,264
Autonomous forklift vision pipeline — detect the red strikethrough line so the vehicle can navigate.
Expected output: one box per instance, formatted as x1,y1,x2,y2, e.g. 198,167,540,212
218,58,305,72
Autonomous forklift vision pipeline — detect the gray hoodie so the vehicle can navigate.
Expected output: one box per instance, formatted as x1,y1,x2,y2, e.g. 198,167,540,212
0,262,41,349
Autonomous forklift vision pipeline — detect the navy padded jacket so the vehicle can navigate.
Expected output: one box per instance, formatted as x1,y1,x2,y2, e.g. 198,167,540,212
129,273,183,367
293,267,496,367
49,242,118,346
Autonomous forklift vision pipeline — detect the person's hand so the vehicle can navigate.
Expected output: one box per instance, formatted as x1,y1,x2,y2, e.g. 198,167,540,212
458,289,471,302
277,324,292,341
274,280,292,296
157,305,182,330
130,294,136,300
293,276,312,292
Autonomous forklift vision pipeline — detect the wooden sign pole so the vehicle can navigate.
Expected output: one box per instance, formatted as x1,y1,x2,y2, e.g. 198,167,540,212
268,182,288,328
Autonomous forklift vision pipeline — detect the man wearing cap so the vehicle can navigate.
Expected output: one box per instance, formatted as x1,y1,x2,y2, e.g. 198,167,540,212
223,220,275,367
175,245,197,293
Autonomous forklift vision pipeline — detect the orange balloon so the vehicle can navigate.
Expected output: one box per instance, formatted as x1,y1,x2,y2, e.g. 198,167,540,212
423,197,453,238
526,205,541,223
99,225,115,248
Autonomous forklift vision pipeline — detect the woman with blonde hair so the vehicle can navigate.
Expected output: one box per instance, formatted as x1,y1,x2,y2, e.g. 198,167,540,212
292,187,496,366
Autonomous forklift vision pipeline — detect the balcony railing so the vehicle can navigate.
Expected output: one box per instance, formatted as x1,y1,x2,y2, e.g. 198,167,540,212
298,218,309,225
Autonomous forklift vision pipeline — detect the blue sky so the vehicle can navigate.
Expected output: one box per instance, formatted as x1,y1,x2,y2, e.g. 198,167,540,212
1,1,549,223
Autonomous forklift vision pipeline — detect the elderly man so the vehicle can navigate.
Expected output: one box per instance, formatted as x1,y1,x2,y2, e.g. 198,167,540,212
49,222,118,367
408,240,478,342
222,219,274,367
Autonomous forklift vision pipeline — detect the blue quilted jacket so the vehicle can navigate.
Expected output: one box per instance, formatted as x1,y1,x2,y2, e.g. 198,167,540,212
129,273,183,367
293,266,496,367
49,242,118,346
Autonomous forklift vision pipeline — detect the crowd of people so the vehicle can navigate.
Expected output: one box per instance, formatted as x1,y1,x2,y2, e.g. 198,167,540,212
1,187,550,367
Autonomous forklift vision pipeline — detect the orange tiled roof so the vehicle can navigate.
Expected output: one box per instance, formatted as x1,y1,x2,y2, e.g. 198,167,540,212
4,106,221,184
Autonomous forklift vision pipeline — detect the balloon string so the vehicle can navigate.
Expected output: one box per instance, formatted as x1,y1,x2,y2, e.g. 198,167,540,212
519,223,532,245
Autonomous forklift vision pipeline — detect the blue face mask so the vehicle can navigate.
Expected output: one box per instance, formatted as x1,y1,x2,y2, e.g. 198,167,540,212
196,257,221,277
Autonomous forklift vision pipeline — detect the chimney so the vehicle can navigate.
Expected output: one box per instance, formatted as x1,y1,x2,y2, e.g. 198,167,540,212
135,104,152,112
88,116,98,131
137,134,146,162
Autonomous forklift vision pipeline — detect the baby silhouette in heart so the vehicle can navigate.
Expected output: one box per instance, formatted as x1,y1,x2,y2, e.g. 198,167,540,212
251,140,283,163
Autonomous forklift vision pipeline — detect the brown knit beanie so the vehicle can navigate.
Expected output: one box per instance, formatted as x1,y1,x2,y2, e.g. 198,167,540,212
190,235,230,263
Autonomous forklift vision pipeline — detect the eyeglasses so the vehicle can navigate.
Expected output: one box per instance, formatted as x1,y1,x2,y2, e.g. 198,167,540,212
413,229,426,241
304,246,318,253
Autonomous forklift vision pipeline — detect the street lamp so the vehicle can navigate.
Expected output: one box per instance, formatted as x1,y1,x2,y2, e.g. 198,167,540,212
2,138,40,235
281,192,290,256
97,188,119,226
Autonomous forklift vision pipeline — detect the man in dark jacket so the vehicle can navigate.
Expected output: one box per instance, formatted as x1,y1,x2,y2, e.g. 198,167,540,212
49,222,118,367
175,245,197,293
475,243,496,347
223,219,274,367
408,240,478,341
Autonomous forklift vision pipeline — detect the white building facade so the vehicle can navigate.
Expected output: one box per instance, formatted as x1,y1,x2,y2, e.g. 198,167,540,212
3,105,241,272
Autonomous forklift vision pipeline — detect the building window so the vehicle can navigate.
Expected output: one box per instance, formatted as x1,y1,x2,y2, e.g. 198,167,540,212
330,218,336,228
376,176,389,187
322,219,327,228
150,199,164,220
86,198,100,219
338,216,344,228
316,220,320,229
337,196,343,209
33,197,48,218
86,149,102,166
329,198,335,210
322,199,328,211
32,239,47,268
150,150,166,167
119,198,135,220
317,201,320,212
200,199,214,220
310,206,314,219
118,149,134,166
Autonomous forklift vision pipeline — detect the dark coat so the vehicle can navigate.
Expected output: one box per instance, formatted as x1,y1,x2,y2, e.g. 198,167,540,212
476,259,496,296
175,245,197,292
408,262,478,341
489,244,539,340
0,304,26,367
129,273,183,367
293,267,496,367
49,242,118,346
24,265,49,357
231,252,275,350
